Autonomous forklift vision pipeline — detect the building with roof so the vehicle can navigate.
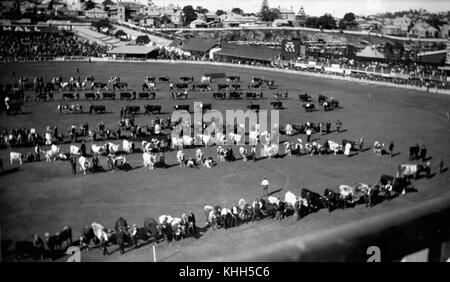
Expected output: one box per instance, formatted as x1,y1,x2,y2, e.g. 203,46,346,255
355,45,386,61
169,38,218,58
272,19,291,27
383,25,405,36
213,43,280,65
189,19,208,29
416,49,447,65
411,20,439,38
279,7,295,21
221,13,260,27
85,7,108,19
108,45,159,58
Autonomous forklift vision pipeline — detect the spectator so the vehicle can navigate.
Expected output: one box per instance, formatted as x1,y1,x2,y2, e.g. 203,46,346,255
420,145,427,162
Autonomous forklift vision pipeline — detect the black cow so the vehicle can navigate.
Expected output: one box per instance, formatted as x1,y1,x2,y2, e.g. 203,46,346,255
303,103,316,112
139,92,156,99
6,103,23,115
318,95,328,103
125,106,140,115
229,91,241,99
159,76,170,83
174,105,189,112
80,226,100,252
102,92,116,99
144,104,162,114
175,83,188,90
378,174,411,198
213,92,226,99
201,103,212,112
62,92,79,100
247,104,260,111
299,94,311,101
323,188,344,212
301,188,328,213
15,241,41,261
271,101,283,109
217,84,229,91
120,92,135,100
85,92,96,100
179,76,194,83
230,84,241,91
89,104,106,114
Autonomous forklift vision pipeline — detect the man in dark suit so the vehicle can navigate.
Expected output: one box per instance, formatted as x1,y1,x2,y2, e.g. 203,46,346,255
188,211,197,234
420,144,427,162
70,157,77,175
116,227,125,255
80,141,86,157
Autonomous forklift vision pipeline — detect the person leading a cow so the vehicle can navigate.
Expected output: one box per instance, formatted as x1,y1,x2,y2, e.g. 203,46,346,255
420,144,428,162
389,141,394,157
80,141,86,157
70,157,77,175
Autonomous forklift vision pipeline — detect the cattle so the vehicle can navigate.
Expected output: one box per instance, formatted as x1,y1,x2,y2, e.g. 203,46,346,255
159,76,170,83
143,152,157,170
229,91,241,99
85,92,96,100
78,156,91,174
192,83,211,91
398,164,427,179
299,94,311,101
247,104,260,111
301,188,328,212
62,104,83,113
123,140,134,153
106,142,120,153
175,83,188,90
6,103,23,115
226,76,240,82
217,84,229,91
139,92,156,99
318,95,328,103
144,104,162,115
303,103,316,112
91,144,106,155
125,106,140,115
45,150,59,162
10,152,23,165
271,101,283,109
179,76,194,83
70,145,81,155
213,92,226,99
120,92,135,100
172,92,188,99
62,92,79,100
245,92,263,99
199,103,212,112
102,92,116,100
89,104,106,114
174,104,189,112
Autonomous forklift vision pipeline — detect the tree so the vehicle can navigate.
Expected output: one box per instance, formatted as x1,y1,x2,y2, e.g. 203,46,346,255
216,9,225,16
305,16,319,28
339,12,357,30
182,5,197,25
196,6,209,14
136,35,150,45
259,0,279,22
426,14,445,30
85,0,95,10
93,18,112,32
317,14,337,29
231,8,243,15
114,30,127,39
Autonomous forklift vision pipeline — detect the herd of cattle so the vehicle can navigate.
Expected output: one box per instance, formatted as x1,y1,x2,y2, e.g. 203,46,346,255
1,73,430,262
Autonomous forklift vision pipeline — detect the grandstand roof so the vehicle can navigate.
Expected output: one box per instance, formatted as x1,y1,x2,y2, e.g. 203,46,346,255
214,44,280,61
108,45,159,55
169,38,218,53
356,45,386,59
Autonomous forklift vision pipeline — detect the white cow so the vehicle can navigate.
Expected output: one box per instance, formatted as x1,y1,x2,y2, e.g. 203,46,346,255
197,134,213,147
268,196,280,205
10,152,23,165
228,133,242,144
70,145,81,155
263,144,279,159
158,215,174,225
142,152,156,170
51,144,60,154
215,132,226,145
249,131,259,145
45,150,58,162
176,150,185,166
171,137,184,150
141,141,152,153
106,142,120,153
123,140,134,153
182,136,194,147
328,140,342,155
285,124,293,135
78,156,91,174
239,147,248,161
91,144,105,155
45,132,52,145
284,191,297,206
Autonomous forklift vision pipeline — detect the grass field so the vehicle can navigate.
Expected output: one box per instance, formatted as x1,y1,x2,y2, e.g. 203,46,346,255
0,61,449,262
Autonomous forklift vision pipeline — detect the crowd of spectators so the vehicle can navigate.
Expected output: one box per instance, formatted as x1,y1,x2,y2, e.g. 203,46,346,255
0,31,109,61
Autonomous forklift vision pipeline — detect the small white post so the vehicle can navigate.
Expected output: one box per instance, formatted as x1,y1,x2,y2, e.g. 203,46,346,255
152,244,156,262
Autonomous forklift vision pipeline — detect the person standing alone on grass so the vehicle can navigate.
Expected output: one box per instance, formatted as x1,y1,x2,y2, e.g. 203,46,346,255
336,120,342,133
420,145,427,162
326,121,331,134
251,145,257,162
389,141,394,157
70,157,77,175
261,177,269,197
80,141,86,157
306,127,312,143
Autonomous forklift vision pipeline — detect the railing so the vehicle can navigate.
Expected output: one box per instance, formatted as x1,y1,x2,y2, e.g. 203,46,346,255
212,194,450,262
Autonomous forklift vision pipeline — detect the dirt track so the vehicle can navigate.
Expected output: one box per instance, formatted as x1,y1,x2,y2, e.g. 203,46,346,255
0,62,449,261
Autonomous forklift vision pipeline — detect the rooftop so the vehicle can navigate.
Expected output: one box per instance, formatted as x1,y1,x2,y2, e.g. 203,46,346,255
108,45,159,55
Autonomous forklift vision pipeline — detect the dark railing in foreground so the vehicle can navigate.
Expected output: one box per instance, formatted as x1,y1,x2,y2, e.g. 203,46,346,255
214,194,450,262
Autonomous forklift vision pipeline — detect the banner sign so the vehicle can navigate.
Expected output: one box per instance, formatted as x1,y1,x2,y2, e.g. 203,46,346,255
281,39,302,61
0,25,60,33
